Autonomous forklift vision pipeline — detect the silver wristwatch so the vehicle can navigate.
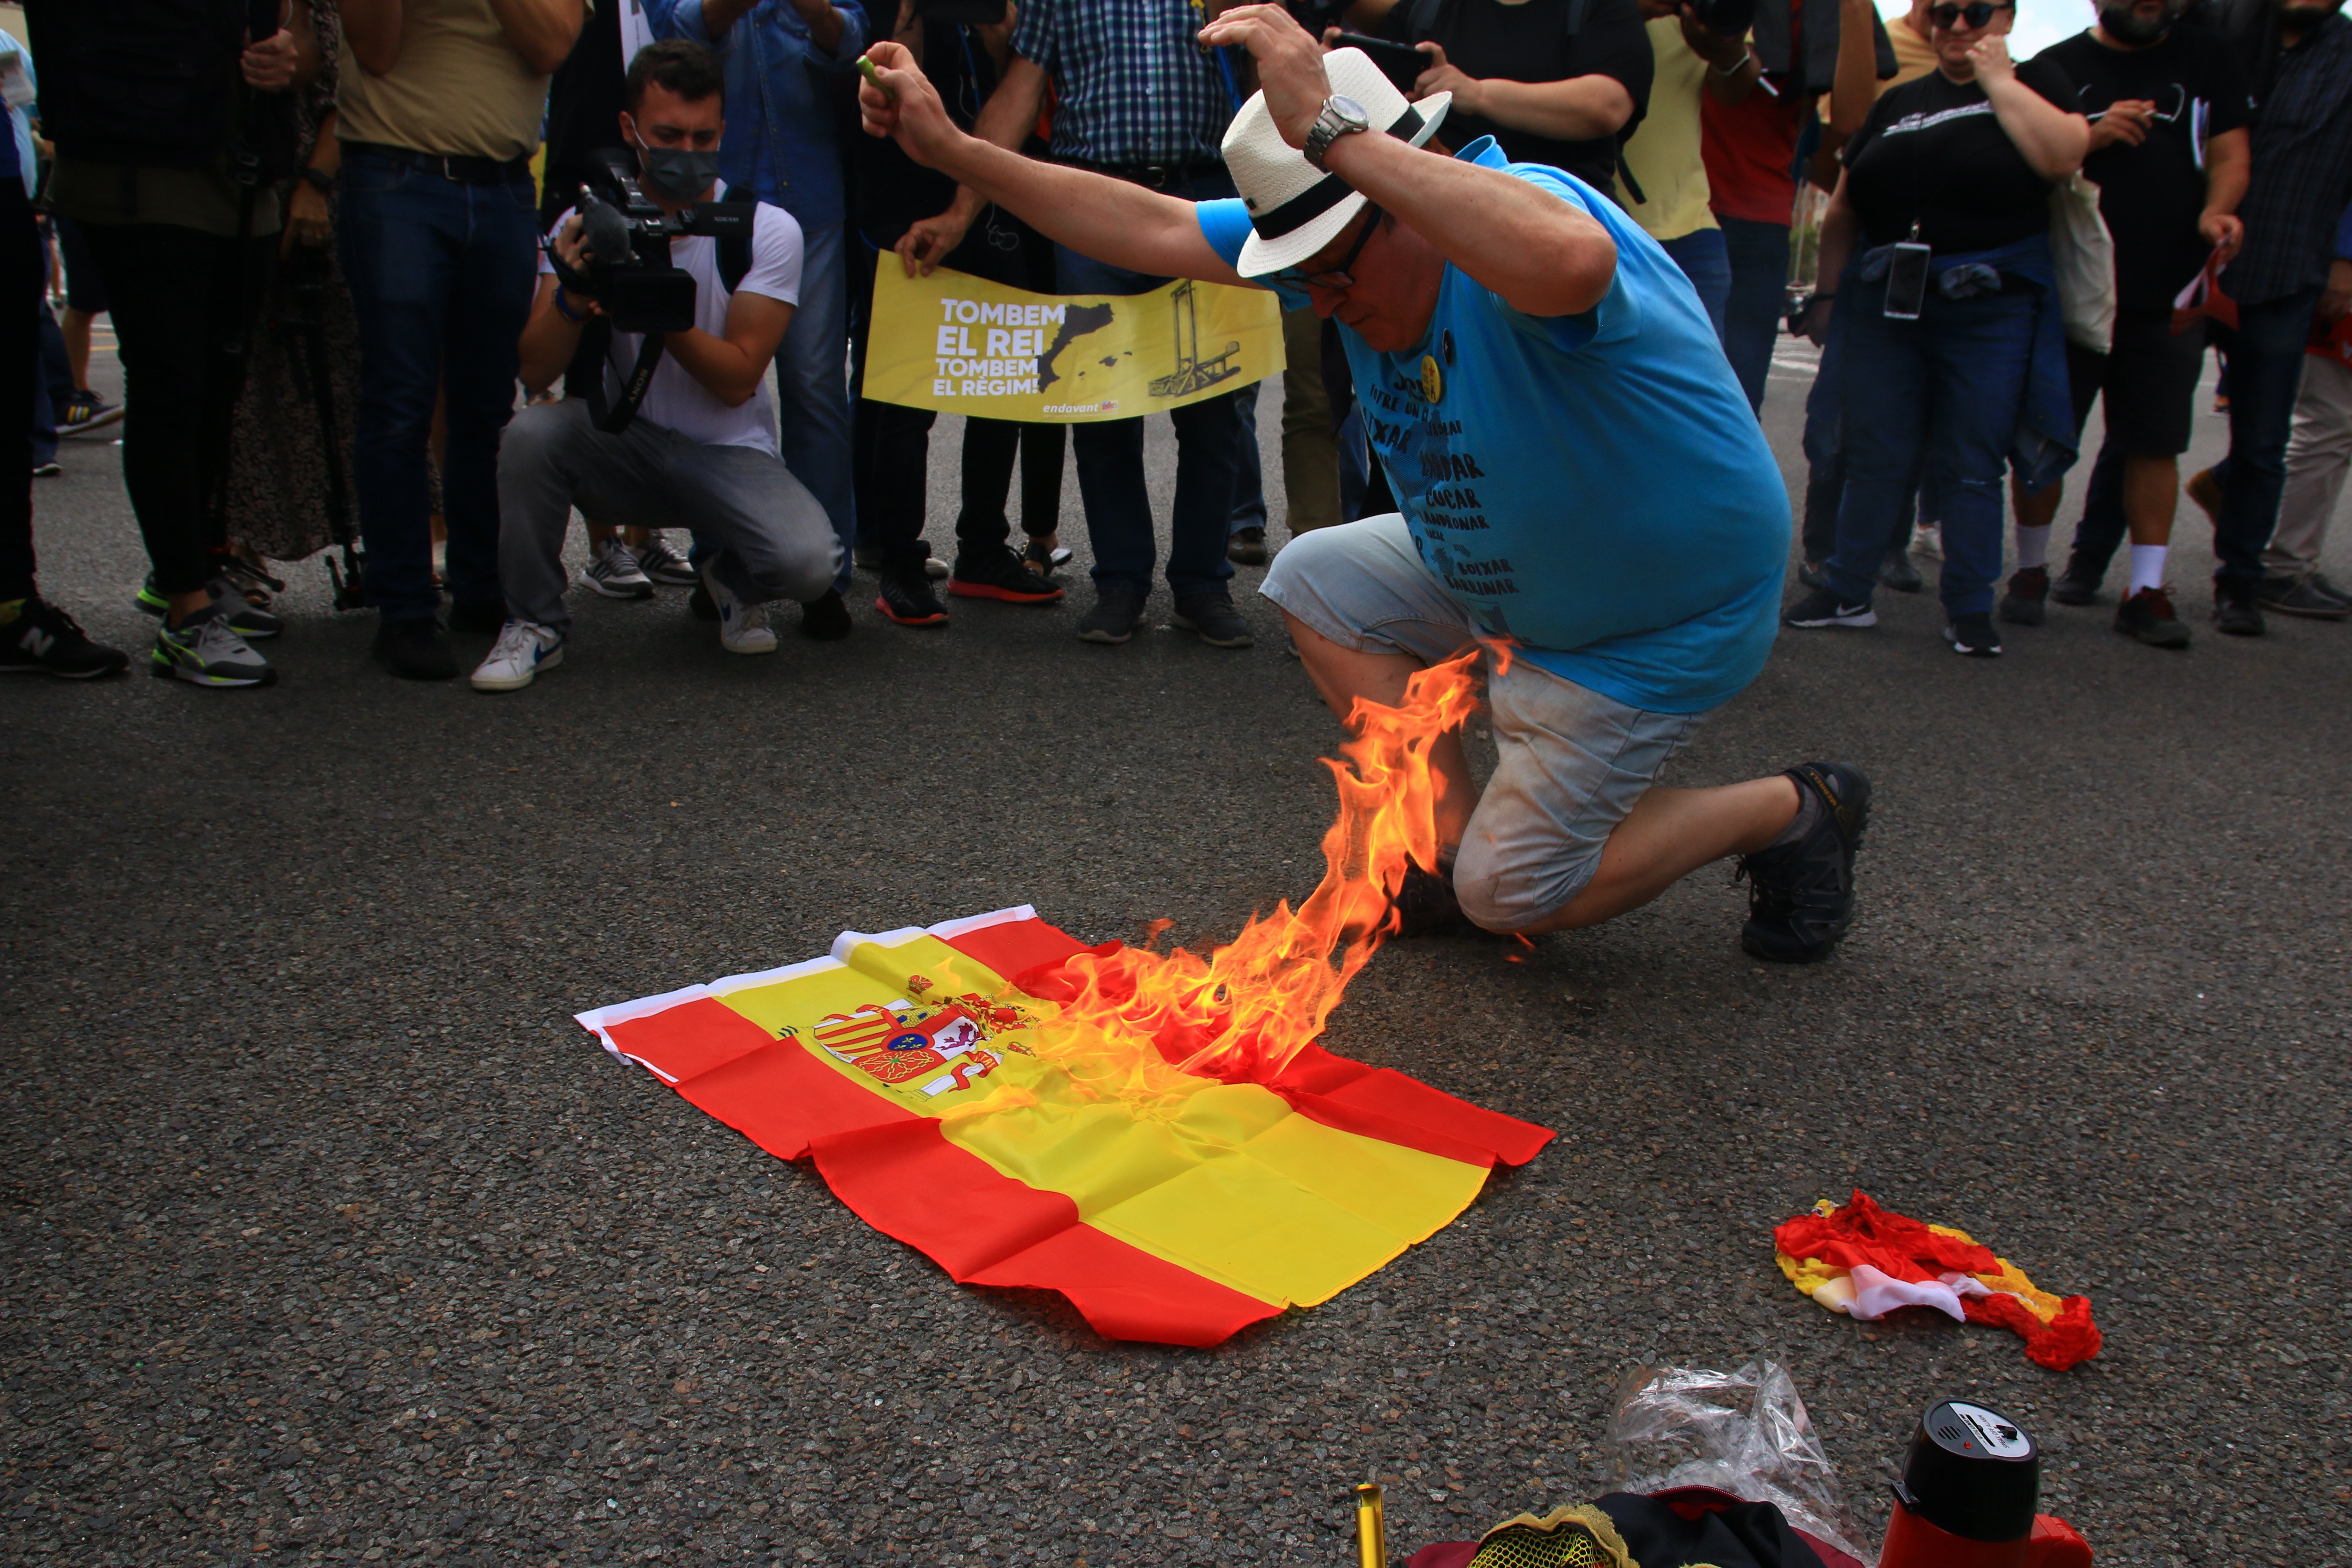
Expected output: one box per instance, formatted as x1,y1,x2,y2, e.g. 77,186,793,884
1303,95,1372,172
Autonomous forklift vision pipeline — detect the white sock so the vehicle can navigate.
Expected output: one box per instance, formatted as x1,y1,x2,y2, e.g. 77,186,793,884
2015,525,2052,571
2129,544,2168,594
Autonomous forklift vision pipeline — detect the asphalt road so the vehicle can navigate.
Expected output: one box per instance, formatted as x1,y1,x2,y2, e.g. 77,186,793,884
3,339,2347,1568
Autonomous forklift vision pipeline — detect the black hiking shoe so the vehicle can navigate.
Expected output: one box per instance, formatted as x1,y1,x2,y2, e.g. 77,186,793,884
2051,553,2104,606
1227,526,1269,566
1998,565,2048,626
1077,588,1147,645
1736,761,1871,965
1172,591,1253,648
373,617,456,680
2212,576,2265,637
798,588,853,641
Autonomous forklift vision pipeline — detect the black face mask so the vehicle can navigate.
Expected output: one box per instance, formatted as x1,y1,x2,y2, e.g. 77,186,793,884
2101,3,2172,43
638,141,722,202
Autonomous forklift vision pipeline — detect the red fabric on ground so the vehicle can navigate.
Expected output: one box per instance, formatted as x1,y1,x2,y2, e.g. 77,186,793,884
1275,1044,1554,1167
810,1116,1280,1346
1773,1188,2000,1281
1964,1291,2104,1372
676,1040,915,1161
938,916,1090,985
602,996,778,1085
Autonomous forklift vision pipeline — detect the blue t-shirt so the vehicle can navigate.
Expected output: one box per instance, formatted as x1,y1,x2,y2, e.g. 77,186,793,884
1197,138,1788,715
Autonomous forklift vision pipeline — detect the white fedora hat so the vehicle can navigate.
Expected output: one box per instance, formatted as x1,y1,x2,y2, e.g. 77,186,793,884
1222,48,1450,279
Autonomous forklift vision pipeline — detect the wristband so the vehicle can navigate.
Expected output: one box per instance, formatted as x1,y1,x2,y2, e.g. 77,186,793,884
299,165,335,195
552,287,588,324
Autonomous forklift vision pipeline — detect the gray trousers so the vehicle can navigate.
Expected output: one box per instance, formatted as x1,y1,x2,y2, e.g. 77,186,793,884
496,398,840,632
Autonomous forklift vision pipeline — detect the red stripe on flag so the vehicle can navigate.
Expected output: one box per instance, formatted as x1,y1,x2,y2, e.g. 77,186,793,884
811,1118,1280,1348
1274,1044,1553,1167
937,917,1091,984
674,1038,917,1161
604,996,778,1085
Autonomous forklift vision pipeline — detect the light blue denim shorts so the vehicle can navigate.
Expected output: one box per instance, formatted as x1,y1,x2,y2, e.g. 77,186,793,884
1262,514,1709,929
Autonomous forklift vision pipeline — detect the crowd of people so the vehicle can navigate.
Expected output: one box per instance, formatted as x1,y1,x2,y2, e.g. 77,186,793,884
0,0,2346,696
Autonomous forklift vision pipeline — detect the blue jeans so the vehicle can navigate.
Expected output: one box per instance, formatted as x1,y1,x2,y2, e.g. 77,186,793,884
1055,169,1246,600
2205,285,2322,582
340,149,539,622
1231,386,1266,533
32,300,64,466
1659,227,1731,346
774,221,856,594
1826,273,2040,617
1718,216,1787,413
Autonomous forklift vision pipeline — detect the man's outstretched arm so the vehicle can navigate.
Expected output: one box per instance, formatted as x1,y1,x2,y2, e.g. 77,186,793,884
860,43,1248,286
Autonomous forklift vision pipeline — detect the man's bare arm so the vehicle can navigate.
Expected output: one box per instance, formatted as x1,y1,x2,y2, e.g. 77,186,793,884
487,0,587,73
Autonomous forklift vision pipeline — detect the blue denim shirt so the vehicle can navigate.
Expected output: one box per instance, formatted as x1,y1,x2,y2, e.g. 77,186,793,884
650,0,870,231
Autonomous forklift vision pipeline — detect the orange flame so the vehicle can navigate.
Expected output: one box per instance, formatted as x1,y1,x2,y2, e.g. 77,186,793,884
983,649,1486,1116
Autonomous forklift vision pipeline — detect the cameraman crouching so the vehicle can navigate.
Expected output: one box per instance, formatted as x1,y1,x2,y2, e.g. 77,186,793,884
475,39,843,693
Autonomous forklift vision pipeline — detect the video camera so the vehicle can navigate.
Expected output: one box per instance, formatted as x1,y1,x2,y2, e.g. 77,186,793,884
545,150,756,336
1685,0,1758,40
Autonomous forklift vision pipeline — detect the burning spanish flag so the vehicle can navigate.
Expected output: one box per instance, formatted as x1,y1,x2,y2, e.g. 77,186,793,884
577,653,1552,1347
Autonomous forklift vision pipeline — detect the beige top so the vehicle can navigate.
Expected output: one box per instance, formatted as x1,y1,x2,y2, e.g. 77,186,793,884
336,0,570,161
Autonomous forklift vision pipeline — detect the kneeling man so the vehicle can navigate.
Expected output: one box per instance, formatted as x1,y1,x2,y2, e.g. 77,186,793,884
478,39,843,692
862,10,1871,960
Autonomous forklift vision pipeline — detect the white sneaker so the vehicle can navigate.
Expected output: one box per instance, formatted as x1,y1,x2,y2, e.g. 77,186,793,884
1910,522,1943,561
470,619,564,691
633,531,698,586
700,560,776,655
583,536,653,600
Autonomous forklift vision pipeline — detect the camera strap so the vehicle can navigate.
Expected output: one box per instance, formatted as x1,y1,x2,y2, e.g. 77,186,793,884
592,333,668,436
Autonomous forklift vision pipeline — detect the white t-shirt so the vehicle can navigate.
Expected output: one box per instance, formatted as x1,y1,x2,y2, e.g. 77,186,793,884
541,200,805,453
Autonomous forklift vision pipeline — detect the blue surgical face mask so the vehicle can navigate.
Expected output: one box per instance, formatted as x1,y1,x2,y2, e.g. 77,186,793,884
638,141,721,202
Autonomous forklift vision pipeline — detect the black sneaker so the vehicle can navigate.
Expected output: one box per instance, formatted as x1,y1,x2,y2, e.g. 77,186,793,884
1998,565,2048,626
2255,571,2352,620
1227,526,1269,566
2114,585,2191,649
949,541,1064,604
798,588,853,641
1388,859,1468,937
1945,611,2001,656
1172,591,1253,648
448,599,508,634
1796,560,1827,591
1736,761,1871,965
687,582,719,622
1783,585,1876,629
0,597,129,678
1879,549,1924,594
2212,576,2265,637
1078,588,1148,644
59,392,121,436
2050,554,2104,606
373,616,457,680
875,570,949,627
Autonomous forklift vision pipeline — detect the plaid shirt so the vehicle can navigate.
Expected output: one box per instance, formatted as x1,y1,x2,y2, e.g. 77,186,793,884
2224,11,2352,304
1010,0,1239,167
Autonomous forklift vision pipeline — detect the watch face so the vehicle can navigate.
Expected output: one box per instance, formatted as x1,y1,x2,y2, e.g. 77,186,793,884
1329,95,1370,129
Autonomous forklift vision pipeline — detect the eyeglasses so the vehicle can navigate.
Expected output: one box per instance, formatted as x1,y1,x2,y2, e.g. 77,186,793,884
1929,2,2010,28
1281,205,1384,291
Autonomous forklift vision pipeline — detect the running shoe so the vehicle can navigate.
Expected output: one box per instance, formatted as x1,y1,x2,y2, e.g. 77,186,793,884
949,541,1063,603
1945,611,2002,656
2212,576,2265,637
1227,526,1269,566
0,597,129,678
1909,521,1942,561
799,588,853,641
58,392,122,436
152,605,275,688
470,620,565,691
1077,588,1148,645
699,560,775,655
634,532,699,587
1173,591,1253,648
876,570,950,627
1735,761,1871,964
2113,585,2191,649
1782,586,1876,629
1879,548,1923,594
2051,554,2104,606
136,573,282,639
1998,565,2048,626
582,536,653,600
31,459,60,478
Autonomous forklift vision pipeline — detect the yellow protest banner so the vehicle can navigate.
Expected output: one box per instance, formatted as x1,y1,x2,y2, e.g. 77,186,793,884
861,263,1286,423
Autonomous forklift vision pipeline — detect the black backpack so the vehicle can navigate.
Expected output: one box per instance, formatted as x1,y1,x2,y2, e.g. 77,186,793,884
23,0,266,170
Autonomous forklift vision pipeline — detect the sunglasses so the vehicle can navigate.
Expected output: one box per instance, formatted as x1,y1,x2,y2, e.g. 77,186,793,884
1929,2,2011,27
1282,204,1384,291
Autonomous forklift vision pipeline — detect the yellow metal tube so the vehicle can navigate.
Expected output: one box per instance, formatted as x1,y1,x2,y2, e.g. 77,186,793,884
1355,1482,1387,1568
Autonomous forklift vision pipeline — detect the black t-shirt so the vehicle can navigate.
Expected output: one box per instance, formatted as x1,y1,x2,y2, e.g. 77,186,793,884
854,22,999,244
2037,25,2252,308
1842,55,2079,253
1384,0,1655,195
541,0,629,227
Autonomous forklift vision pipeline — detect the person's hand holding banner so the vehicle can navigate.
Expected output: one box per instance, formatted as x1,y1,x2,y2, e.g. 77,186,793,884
897,207,974,278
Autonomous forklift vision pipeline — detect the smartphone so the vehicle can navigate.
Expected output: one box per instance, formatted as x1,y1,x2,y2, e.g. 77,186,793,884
915,0,1008,23
1328,31,1427,93
1882,241,1932,321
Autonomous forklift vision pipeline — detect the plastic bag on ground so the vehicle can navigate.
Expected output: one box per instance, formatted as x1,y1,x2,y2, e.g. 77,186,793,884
1603,1359,1871,1565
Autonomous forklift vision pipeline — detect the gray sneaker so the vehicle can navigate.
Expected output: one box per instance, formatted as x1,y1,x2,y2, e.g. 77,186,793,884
150,605,276,688
2257,570,2352,620
1172,591,1253,648
634,531,699,586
